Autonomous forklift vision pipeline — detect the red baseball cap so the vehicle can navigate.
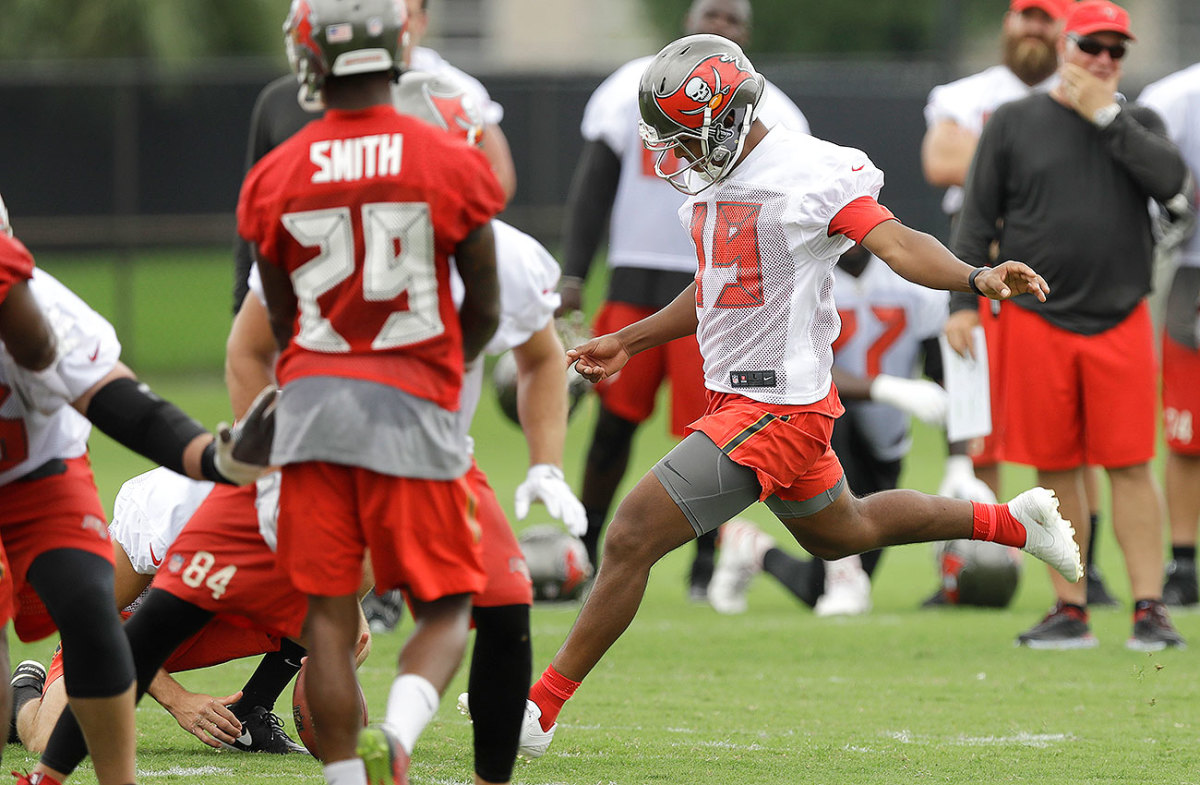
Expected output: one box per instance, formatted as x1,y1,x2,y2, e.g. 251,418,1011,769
1009,0,1072,20
1064,0,1135,40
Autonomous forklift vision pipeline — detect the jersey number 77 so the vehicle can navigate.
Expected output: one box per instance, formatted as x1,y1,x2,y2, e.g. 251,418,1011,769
282,202,442,353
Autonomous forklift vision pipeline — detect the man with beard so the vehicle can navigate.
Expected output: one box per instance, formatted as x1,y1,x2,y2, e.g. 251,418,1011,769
921,0,1120,608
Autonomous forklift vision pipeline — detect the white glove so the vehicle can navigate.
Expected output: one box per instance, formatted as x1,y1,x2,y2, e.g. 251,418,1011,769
869,374,948,426
514,464,587,537
938,455,997,503
214,386,278,486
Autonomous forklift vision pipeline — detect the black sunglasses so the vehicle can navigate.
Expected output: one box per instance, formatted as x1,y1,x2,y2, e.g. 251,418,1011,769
1068,33,1127,60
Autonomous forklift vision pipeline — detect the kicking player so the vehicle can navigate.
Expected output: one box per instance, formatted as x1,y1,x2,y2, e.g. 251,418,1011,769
499,34,1078,763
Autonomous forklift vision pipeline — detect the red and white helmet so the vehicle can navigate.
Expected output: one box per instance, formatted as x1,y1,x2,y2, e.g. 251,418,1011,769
283,0,409,109
392,71,486,147
638,33,763,195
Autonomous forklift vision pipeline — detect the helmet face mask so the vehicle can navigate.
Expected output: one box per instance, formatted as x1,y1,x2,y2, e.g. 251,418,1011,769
638,34,763,195
283,0,409,110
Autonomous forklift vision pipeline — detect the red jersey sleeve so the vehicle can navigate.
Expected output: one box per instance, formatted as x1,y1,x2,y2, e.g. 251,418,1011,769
0,234,36,304
827,196,896,244
430,143,505,247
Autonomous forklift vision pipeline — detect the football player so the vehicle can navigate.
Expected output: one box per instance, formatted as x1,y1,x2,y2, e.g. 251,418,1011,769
559,0,809,599
506,34,1076,763
0,199,266,785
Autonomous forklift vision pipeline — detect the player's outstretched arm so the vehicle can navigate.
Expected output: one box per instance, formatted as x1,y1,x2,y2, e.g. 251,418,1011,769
0,279,56,371
862,220,1049,302
455,222,501,364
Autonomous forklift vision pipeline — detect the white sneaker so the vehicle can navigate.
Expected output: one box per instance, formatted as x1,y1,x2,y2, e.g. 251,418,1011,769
707,519,775,614
814,555,872,617
457,693,557,759
1008,487,1082,583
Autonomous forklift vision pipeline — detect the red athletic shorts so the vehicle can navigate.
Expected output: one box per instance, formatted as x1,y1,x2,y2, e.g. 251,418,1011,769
276,462,486,601
152,484,309,640
688,387,846,502
593,301,707,437
997,301,1157,471
43,617,281,695
1163,332,1200,455
0,456,112,642
972,300,1006,467
0,544,12,630
465,462,532,608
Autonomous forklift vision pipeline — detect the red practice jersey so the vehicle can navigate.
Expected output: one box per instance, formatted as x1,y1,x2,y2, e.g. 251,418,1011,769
0,234,35,305
237,104,504,410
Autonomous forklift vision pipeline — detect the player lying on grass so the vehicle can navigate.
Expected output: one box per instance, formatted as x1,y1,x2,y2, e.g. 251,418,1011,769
466,34,1081,763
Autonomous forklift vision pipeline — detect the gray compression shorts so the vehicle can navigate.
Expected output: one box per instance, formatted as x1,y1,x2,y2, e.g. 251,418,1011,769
651,431,846,536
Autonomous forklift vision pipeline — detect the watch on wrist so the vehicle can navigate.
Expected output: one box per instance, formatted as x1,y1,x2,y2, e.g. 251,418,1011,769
1092,103,1121,128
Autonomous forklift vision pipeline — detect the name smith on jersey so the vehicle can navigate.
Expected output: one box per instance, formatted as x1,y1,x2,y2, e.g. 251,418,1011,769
310,133,403,184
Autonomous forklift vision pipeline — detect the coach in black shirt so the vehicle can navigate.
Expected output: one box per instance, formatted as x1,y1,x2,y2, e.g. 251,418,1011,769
949,0,1189,651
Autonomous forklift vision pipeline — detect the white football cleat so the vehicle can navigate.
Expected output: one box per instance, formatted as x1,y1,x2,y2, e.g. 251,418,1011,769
814,555,872,617
457,693,557,759
1008,487,1082,583
707,519,775,615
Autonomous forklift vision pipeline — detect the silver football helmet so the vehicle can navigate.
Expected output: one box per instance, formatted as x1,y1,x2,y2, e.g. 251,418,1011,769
638,34,763,195
936,539,1023,608
392,71,486,147
519,524,593,602
283,0,409,109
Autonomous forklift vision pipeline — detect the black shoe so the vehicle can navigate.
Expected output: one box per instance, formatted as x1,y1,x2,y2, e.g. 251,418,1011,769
9,660,47,744
1085,565,1119,607
1162,560,1199,607
1127,600,1187,651
362,589,405,633
920,588,949,608
1016,603,1098,649
220,705,310,754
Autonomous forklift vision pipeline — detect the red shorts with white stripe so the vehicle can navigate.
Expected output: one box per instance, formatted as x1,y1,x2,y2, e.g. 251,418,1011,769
0,456,113,642
465,461,532,608
276,462,486,602
152,483,308,640
1163,331,1200,455
593,301,708,437
688,388,845,502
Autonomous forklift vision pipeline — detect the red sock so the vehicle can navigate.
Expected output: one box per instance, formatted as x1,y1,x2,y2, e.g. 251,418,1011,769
970,501,1027,548
528,665,580,731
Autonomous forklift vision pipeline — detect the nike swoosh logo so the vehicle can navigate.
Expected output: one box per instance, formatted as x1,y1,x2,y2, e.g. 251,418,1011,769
89,343,101,362
149,544,162,567
851,165,864,172
234,729,252,746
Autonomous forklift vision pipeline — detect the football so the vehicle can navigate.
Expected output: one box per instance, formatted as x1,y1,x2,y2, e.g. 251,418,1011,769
519,524,594,602
291,660,370,760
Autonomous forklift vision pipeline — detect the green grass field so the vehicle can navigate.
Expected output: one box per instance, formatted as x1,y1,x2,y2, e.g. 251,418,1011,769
5,251,1198,784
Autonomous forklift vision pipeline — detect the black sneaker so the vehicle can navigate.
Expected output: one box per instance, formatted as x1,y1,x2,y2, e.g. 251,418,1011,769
1016,603,1098,649
9,660,47,743
1127,600,1187,651
1085,565,1119,607
220,705,310,754
920,588,949,608
362,590,405,633
1162,560,1199,607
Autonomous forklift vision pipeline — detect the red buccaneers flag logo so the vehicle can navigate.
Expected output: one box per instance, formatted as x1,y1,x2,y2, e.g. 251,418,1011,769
288,0,323,61
653,54,755,131
428,90,483,144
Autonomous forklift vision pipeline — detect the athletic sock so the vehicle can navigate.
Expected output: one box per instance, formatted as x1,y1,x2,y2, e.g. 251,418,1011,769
231,638,306,717
1058,602,1088,621
323,757,368,785
528,665,580,732
1171,545,1196,563
1087,513,1100,568
384,673,439,755
970,501,1027,548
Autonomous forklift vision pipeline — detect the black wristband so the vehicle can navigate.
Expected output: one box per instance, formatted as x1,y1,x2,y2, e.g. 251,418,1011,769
200,440,235,485
968,267,986,297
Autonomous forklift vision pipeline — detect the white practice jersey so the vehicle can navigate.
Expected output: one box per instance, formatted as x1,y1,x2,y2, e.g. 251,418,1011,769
410,46,504,126
924,65,1058,215
832,256,948,461
582,55,809,274
682,127,884,405
0,269,121,486
1139,64,1200,269
110,467,215,574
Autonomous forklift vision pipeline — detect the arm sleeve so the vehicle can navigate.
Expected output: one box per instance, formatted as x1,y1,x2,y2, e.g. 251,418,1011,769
1101,105,1190,203
561,139,621,280
828,196,896,244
